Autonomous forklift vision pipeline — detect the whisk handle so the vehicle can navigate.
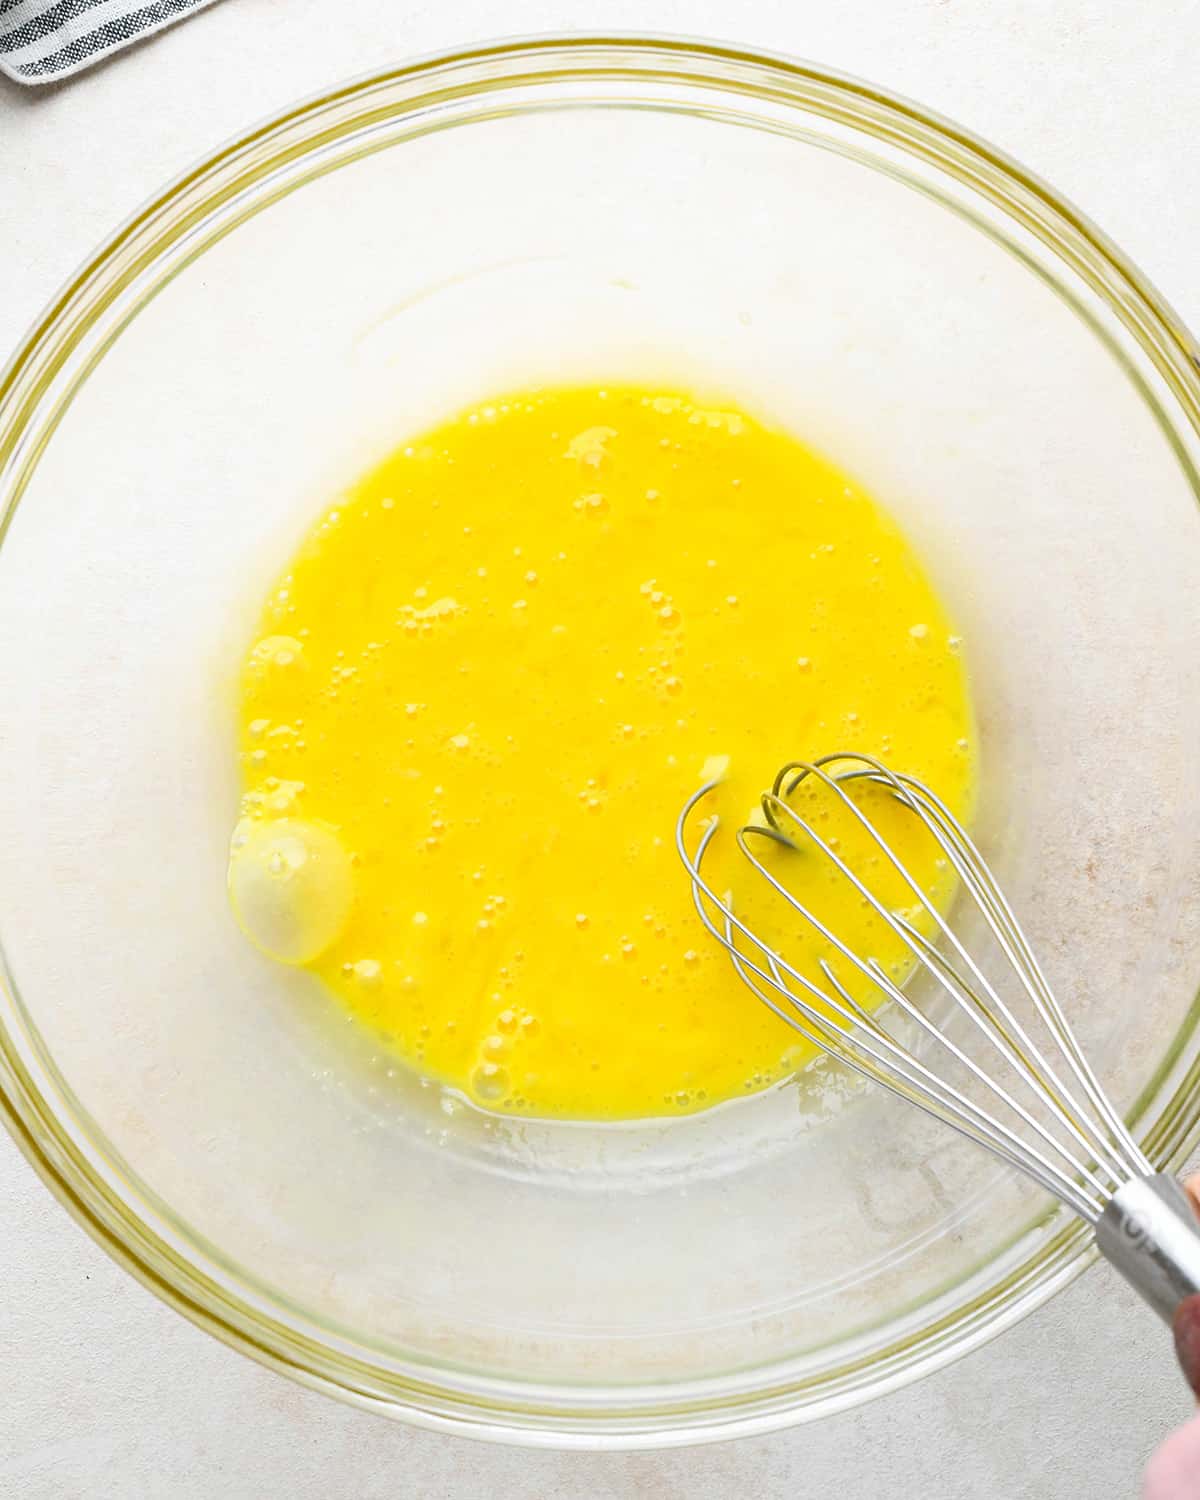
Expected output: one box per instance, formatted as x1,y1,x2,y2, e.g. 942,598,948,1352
1097,1175,1200,1327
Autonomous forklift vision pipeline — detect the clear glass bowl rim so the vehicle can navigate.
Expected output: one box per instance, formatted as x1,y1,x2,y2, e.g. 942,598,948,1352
1,32,1199,1449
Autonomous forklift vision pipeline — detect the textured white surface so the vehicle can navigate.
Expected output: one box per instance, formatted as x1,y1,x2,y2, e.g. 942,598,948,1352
1,2,1198,1495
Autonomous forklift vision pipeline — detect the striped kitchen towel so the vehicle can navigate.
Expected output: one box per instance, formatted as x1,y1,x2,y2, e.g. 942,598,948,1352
0,0,221,85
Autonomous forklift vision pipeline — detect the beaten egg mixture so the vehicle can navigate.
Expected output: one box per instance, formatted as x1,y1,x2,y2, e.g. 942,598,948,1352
229,386,975,1118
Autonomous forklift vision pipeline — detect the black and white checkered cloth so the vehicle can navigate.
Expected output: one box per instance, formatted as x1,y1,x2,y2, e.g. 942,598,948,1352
0,0,220,85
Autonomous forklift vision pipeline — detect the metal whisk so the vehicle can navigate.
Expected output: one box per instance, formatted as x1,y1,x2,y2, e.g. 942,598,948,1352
677,751,1200,1340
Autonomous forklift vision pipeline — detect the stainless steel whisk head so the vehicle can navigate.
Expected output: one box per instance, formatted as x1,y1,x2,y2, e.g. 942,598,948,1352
677,751,1200,1328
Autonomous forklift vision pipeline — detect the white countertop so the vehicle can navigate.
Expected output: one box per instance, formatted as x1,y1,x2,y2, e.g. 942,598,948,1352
1,3,1197,1495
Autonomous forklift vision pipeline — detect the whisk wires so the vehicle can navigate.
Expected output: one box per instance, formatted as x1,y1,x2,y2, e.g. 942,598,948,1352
676,753,1150,1224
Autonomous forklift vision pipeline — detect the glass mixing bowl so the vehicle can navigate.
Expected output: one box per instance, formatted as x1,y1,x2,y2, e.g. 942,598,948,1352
1,37,1199,1448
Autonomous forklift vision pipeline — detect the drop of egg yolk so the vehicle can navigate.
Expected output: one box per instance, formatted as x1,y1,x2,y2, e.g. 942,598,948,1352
227,817,353,964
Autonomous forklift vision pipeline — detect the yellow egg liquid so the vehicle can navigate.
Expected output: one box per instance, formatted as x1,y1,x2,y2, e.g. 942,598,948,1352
230,386,975,1119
